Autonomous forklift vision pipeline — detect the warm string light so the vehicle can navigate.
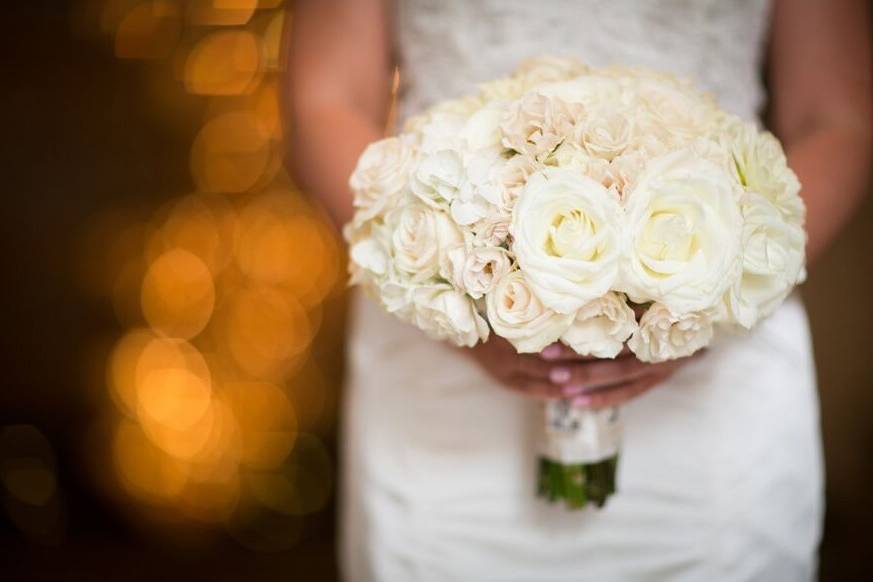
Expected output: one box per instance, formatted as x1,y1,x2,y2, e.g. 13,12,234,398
80,0,343,542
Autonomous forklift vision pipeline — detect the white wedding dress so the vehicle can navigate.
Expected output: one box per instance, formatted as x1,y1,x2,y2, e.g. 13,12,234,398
340,1,824,580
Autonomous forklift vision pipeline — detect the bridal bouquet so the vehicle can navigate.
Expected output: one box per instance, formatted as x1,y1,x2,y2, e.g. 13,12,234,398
345,57,806,509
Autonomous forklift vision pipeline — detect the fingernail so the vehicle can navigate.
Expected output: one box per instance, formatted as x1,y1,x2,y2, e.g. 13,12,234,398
549,367,571,384
541,344,562,360
562,384,587,396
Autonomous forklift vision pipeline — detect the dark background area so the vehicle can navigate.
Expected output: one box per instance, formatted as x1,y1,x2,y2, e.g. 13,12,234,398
0,2,870,581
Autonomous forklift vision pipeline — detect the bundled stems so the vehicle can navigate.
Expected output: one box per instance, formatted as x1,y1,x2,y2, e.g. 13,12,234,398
537,455,619,509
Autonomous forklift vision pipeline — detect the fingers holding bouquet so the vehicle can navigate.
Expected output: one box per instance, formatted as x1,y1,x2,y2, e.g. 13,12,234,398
468,338,697,407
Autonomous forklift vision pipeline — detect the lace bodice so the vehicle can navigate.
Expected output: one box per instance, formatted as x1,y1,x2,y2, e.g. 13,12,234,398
395,0,772,123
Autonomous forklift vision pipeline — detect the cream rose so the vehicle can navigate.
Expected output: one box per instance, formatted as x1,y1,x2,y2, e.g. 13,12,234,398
511,167,623,313
349,135,417,225
388,203,462,283
516,55,589,86
561,292,637,358
500,93,584,159
547,142,612,186
620,149,743,315
447,245,513,299
628,303,714,363
580,108,634,161
470,212,512,248
726,192,806,328
720,118,805,226
486,270,574,353
633,78,719,146
411,284,489,347
536,75,625,112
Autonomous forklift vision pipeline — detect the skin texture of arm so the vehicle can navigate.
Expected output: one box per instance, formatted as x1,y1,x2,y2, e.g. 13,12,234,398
769,0,872,265
284,0,394,228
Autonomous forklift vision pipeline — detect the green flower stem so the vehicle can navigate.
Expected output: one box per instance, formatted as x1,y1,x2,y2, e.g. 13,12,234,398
537,455,619,510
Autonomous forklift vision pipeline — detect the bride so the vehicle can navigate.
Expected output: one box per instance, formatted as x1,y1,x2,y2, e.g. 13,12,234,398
285,1,871,580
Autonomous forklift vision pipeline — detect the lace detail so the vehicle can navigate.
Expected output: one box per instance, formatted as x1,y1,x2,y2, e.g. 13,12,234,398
395,0,771,124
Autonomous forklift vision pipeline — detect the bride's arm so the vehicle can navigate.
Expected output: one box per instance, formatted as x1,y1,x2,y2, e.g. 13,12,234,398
283,0,394,227
769,0,872,264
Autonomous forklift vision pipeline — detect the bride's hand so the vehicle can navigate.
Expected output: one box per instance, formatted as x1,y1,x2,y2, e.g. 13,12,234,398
465,339,691,409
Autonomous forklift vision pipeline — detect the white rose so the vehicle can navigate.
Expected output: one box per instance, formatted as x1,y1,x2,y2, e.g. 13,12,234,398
621,149,743,315
486,270,574,353
346,221,392,285
628,303,714,363
561,292,637,358
349,135,417,225
726,192,806,328
720,118,805,226
379,279,416,320
417,112,466,153
350,237,388,281
460,105,504,152
410,149,464,208
450,152,505,225
447,245,513,299
411,284,489,347
389,203,462,283
511,167,623,313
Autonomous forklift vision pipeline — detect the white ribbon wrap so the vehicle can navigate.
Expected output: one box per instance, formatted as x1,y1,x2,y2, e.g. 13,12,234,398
540,401,622,464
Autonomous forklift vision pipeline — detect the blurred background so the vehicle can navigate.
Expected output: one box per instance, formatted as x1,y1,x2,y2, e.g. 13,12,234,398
0,1,870,580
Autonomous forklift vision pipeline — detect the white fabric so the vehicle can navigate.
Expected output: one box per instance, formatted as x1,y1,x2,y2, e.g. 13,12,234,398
341,1,824,580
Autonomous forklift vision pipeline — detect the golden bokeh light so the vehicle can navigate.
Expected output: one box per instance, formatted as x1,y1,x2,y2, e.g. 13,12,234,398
93,0,343,538
222,286,311,379
184,29,261,96
223,381,297,470
108,328,155,418
138,367,213,432
141,248,215,338
190,111,273,193
187,0,258,27
151,194,238,275
112,420,190,502
235,192,341,307
114,0,181,60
